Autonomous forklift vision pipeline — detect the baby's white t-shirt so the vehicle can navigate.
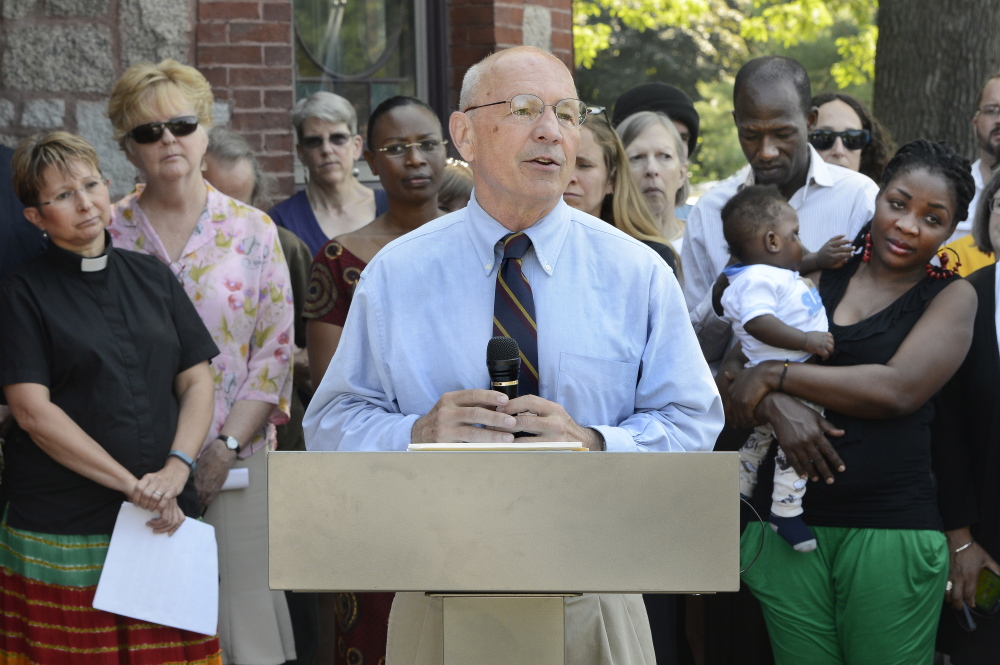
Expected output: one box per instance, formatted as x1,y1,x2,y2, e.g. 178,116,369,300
720,263,829,367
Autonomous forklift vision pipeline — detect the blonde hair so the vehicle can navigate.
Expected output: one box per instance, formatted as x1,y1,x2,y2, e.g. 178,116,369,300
12,131,102,207
616,110,689,244
438,159,473,209
107,59,214,150
584,115,667,247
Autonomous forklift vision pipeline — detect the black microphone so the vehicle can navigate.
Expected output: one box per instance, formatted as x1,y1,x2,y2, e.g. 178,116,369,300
487,336,534,438
486,335,521,399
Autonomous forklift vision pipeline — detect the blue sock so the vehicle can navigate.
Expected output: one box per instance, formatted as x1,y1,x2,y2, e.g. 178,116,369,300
770,515,817,552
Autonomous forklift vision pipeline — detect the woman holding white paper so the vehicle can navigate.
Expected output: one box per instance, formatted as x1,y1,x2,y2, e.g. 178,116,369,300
106,60,296,665
0,131,222,663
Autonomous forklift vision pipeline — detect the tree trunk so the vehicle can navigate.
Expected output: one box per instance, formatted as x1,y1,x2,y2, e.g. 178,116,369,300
873,0,1000,159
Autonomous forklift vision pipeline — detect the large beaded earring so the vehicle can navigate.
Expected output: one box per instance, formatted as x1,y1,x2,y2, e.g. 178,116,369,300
925,246,961,280
861,233,872,263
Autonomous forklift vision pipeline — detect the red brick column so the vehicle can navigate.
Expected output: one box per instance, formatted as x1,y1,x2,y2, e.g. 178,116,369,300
446,0,574,110
195,0,296,198
549,2,574,66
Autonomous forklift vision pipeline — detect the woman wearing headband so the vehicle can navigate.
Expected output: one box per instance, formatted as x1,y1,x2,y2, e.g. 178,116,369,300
106,59,296,665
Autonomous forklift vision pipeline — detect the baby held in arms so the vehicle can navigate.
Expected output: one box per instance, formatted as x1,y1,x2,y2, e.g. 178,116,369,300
719,185,848,553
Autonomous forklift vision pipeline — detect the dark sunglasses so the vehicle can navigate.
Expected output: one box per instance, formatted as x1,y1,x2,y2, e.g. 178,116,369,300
129,116,199,144
301,133,352,150
809,128,871,151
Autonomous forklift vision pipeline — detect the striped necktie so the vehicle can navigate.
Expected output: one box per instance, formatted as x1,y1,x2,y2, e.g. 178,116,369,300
493,232,539,395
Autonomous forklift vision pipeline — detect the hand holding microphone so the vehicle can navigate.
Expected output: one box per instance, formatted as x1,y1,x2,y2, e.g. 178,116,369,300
408,337,601,448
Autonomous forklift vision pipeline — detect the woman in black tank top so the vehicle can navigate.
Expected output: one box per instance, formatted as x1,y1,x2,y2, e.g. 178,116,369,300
721,140,977,665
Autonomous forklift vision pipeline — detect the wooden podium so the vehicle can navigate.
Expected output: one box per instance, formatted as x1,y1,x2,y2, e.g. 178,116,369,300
268,451,739,664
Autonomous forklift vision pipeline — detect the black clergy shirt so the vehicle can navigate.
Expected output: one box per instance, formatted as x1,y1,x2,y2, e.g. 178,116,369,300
0,236,219,534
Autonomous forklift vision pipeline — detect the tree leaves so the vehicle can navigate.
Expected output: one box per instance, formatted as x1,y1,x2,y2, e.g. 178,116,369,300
574,0,878,89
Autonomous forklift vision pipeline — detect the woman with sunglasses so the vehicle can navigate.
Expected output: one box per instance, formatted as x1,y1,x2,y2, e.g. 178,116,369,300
809,93,895,184
563,108,679,274
106,60,296,665
269,92,388,257
0,131,221,663
302,95,446,665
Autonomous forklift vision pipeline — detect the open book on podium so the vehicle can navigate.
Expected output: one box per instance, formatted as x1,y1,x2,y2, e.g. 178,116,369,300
268,449,739,664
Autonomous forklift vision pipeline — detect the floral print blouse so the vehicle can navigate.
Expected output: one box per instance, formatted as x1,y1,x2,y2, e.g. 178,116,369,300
109,183,293,458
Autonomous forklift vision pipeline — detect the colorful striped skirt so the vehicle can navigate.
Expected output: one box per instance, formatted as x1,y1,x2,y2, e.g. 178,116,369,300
0,516,222,665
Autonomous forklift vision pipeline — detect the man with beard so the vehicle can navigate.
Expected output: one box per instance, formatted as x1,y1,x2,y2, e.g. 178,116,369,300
304,46,723,665
947,72,1000,245
681,56,879,366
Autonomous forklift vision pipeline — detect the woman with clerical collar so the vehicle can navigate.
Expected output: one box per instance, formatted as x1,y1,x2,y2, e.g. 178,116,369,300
0,131,222,663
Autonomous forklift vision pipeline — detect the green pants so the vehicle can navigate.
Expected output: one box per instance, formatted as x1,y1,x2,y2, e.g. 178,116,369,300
740,525,947,665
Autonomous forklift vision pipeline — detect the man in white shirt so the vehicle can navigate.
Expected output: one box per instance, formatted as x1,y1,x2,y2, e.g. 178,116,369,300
681,56,879,366
948,72,1000,245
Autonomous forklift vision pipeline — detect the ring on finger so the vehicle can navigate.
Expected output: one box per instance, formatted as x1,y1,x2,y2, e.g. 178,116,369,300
946,580,954,592
152,491,163,497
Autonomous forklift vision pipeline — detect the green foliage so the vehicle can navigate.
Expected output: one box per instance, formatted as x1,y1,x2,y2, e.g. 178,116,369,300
740,0,877,90
573,0,713,69
574,0,879,183
689,80,745,184
831,23,877,88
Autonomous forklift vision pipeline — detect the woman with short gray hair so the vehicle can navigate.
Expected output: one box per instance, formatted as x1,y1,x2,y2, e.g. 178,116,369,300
270,91,387,256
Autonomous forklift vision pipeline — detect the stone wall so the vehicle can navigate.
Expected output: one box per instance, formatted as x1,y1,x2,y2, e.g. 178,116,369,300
0,0,572,200
0,0,295,200
0,0,189,197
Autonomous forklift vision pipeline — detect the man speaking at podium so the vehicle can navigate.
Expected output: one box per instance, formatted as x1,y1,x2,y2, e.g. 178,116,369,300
304,46,723,665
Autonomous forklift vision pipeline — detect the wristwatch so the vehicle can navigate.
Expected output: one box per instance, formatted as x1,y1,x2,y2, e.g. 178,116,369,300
217,435,240,453
167,450,197,474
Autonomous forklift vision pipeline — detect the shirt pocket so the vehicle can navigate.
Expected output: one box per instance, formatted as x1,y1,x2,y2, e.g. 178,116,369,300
556,352,639,427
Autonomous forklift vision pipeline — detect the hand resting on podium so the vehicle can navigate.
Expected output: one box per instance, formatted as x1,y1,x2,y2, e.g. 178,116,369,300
410,389,605,450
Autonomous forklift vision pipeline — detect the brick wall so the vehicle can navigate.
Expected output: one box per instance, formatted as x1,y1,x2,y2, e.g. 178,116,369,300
446,0,574,109
195,0,296,199
0,0,573,199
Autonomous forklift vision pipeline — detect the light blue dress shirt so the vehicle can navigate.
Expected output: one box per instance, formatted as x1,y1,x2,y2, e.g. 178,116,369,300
303,194,723,452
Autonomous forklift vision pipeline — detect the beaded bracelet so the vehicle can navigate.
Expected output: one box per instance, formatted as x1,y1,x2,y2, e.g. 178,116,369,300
777,360,790,392
951,540,974,554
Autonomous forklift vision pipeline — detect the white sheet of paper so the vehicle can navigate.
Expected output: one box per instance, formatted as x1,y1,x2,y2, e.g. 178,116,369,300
221,467,249,491
407,442,587,451
93,502,219,635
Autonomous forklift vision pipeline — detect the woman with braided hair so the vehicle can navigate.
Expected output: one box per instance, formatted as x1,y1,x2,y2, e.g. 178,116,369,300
718,139,977,664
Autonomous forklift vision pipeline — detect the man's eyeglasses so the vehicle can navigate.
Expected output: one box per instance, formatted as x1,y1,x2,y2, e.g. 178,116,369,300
808,129,871,151
377,139,448,157
129,116,199,144
300,132,352,150
463,94,589,128
37,177,108,210
977,105,1000,119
